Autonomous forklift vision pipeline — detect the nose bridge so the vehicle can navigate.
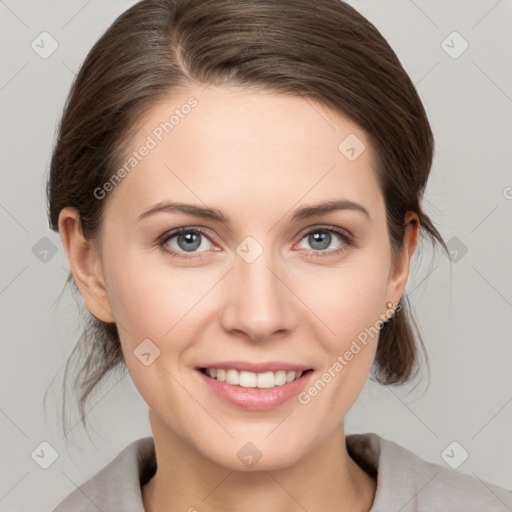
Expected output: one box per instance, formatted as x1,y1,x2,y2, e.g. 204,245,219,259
222,237,292,340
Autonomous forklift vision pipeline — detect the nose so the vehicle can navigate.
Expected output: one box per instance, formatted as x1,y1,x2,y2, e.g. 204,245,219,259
219,246,295,342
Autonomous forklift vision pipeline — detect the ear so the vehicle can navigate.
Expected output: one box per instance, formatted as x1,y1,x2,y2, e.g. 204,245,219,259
385,211,420,306
58,207,115,323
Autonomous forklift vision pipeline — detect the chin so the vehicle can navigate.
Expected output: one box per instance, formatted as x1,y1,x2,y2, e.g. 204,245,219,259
201,439,307,473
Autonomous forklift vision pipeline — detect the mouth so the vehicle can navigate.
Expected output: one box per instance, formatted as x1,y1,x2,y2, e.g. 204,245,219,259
194,361,315,410
198,367,314,389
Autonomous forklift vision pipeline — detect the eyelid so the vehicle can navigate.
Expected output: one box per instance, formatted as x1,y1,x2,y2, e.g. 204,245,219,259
294,223,354,243
158,225,209,241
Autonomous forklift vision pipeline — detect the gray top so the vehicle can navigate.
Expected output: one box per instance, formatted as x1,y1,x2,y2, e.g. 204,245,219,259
53,433,512,511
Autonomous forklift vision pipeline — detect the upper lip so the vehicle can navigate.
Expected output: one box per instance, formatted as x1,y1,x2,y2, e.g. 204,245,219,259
196,361,312,373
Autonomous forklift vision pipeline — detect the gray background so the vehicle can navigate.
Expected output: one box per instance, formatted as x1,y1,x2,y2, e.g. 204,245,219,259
1,0,511,510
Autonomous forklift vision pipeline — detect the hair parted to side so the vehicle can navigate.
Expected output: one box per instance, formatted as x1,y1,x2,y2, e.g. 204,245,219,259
46,0,448,436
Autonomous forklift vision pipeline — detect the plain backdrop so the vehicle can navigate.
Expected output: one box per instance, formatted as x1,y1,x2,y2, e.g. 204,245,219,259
1,0,511,510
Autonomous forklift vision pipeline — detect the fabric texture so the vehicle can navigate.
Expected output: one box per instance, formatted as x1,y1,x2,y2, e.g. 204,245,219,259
53,433,512,511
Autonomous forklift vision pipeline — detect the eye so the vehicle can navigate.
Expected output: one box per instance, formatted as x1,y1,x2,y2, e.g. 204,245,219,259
295,226,353,257
158,225,353,261
158,227,215,260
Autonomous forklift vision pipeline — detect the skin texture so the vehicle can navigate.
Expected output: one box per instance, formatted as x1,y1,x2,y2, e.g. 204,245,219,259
59,84,419,512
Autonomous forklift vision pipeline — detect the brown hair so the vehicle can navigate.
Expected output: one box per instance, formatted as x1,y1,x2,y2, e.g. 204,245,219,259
46,0,448,435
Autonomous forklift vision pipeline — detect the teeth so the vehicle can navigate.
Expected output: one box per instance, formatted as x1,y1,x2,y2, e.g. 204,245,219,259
240,371,257,387
226,369,239,385
204,368,304,388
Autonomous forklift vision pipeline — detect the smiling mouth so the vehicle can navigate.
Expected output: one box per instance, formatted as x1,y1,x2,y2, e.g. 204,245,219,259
199,368,313,389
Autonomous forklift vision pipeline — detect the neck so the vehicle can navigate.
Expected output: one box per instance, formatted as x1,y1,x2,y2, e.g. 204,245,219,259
142,412,376,512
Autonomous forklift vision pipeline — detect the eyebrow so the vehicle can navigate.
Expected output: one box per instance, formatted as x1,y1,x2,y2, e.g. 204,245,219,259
136,199,370,224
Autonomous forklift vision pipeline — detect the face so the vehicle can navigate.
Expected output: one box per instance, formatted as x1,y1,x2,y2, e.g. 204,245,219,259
64,84,415,471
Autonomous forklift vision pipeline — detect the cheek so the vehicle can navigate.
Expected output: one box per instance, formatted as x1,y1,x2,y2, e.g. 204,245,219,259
338,264,389,337
294,246,392,348
103,254,193,410
103,247,222,370
298,257,391,414
103,244,183,332
101,244,177,344
106,267,163,336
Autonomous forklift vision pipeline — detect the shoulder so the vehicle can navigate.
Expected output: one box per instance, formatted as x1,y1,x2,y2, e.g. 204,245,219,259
346,432,512,511
52,437,155,512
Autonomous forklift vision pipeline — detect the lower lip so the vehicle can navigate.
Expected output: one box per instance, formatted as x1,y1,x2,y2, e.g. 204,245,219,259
197,369,313,411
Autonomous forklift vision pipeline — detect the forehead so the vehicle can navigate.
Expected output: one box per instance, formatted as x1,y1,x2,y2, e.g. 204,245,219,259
103,85,383,223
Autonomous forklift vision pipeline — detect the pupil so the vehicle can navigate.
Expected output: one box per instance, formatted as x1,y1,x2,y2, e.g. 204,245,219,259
179,232,201,252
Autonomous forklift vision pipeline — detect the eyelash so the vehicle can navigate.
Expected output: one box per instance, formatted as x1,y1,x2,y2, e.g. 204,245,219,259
157,225,354,261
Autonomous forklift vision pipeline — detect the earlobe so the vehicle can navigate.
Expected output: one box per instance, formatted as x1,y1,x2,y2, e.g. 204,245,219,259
58,207,115,323
385,211,420,304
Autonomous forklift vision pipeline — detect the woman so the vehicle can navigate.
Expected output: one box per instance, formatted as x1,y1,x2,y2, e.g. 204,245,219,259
48,0,511,510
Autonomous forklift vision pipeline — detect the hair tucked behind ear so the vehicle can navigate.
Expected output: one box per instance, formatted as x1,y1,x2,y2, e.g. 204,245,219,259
46,0,448,436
